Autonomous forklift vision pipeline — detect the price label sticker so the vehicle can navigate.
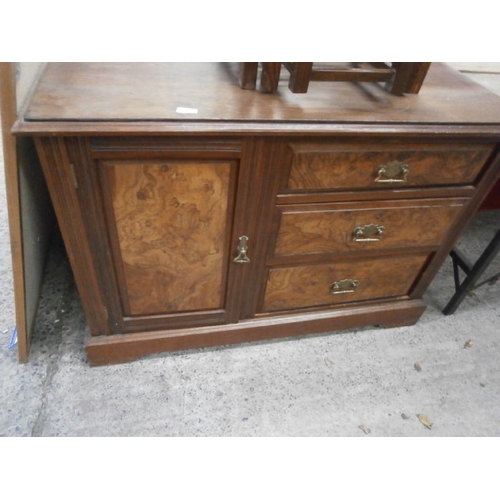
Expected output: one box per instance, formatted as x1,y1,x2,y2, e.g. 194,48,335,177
176,107,199,114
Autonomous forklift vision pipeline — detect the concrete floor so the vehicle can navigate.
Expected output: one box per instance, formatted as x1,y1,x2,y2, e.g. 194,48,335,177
1,66,499,437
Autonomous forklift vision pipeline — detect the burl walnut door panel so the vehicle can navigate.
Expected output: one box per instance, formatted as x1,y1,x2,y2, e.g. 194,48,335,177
99,160,237,322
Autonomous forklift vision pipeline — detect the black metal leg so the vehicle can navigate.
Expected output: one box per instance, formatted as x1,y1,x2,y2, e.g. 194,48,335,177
443,227,500,315
450,248,471,291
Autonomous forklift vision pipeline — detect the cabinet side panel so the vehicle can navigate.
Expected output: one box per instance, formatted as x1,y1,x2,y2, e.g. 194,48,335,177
35,137,111,337
103,161,233,316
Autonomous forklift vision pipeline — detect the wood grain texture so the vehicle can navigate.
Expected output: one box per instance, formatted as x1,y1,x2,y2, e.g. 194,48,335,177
387,63,431,94
0,62,53,363
481,181,500,210
260,63,282,92
239,62,258,90
286,142,494,191
262,254,429,312
35,137,112,336
274,199,467,257
0,63,27,359
85,299,428,366
102,161,233,315
279,63,429,95
17,63,500,130
16,63,500,366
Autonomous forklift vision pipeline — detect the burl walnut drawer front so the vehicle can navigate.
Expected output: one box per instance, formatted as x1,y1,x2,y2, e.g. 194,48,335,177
274,198,467,257
284,141,494,192
262,254,429,313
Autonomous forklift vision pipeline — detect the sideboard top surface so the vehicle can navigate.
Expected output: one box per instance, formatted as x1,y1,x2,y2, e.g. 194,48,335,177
14,62,500,135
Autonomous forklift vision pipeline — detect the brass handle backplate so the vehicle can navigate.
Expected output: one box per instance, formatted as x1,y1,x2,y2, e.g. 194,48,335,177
375,160,409,183
233,235,250,263
331,279,358,295
352,224,385,242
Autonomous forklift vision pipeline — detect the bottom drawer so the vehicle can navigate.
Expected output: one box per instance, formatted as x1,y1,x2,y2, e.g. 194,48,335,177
262,254,429,312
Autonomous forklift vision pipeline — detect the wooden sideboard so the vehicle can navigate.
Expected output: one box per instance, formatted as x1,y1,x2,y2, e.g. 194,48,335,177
12,63,500,366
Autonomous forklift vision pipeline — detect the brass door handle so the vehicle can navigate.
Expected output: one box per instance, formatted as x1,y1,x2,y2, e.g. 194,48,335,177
375,160,409,183
331,279,358,294
352,224,385,242
233,235,250,263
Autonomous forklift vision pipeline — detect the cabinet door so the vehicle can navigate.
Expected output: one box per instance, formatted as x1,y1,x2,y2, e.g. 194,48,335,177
98,159,239,329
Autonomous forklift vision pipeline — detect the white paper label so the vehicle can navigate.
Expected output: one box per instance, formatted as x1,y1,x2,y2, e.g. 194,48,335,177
176,107,199,114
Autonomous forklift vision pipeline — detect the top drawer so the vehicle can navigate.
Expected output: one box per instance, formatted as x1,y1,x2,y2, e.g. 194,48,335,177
283,141,494,192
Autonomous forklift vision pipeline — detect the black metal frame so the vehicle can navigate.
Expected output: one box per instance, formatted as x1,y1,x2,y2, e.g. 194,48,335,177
443,227,500,315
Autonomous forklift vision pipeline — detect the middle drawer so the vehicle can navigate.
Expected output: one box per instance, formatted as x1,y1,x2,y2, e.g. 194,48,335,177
273,198,467,258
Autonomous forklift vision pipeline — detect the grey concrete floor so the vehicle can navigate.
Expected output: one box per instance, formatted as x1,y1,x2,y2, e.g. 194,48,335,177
1,67,500,438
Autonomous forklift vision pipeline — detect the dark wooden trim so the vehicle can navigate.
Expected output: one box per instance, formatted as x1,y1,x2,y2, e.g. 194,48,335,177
236,138,287,320
123,309,227,332
85,299,427,366
90,136,243,155
276,186,477,205
13,121,500,138
34,137,112,336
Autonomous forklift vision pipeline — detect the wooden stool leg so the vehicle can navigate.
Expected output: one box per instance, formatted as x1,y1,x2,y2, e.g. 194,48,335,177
239,62,258,90
261,63,281,92
404,63,431,94
288,62,313,93
386,63,431,95
386,63,412,95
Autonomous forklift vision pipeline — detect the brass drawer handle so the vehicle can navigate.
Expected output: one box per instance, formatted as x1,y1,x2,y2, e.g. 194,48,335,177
352,224,385,242
375,160,409,183
331,279,358,294
233,235,250,263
